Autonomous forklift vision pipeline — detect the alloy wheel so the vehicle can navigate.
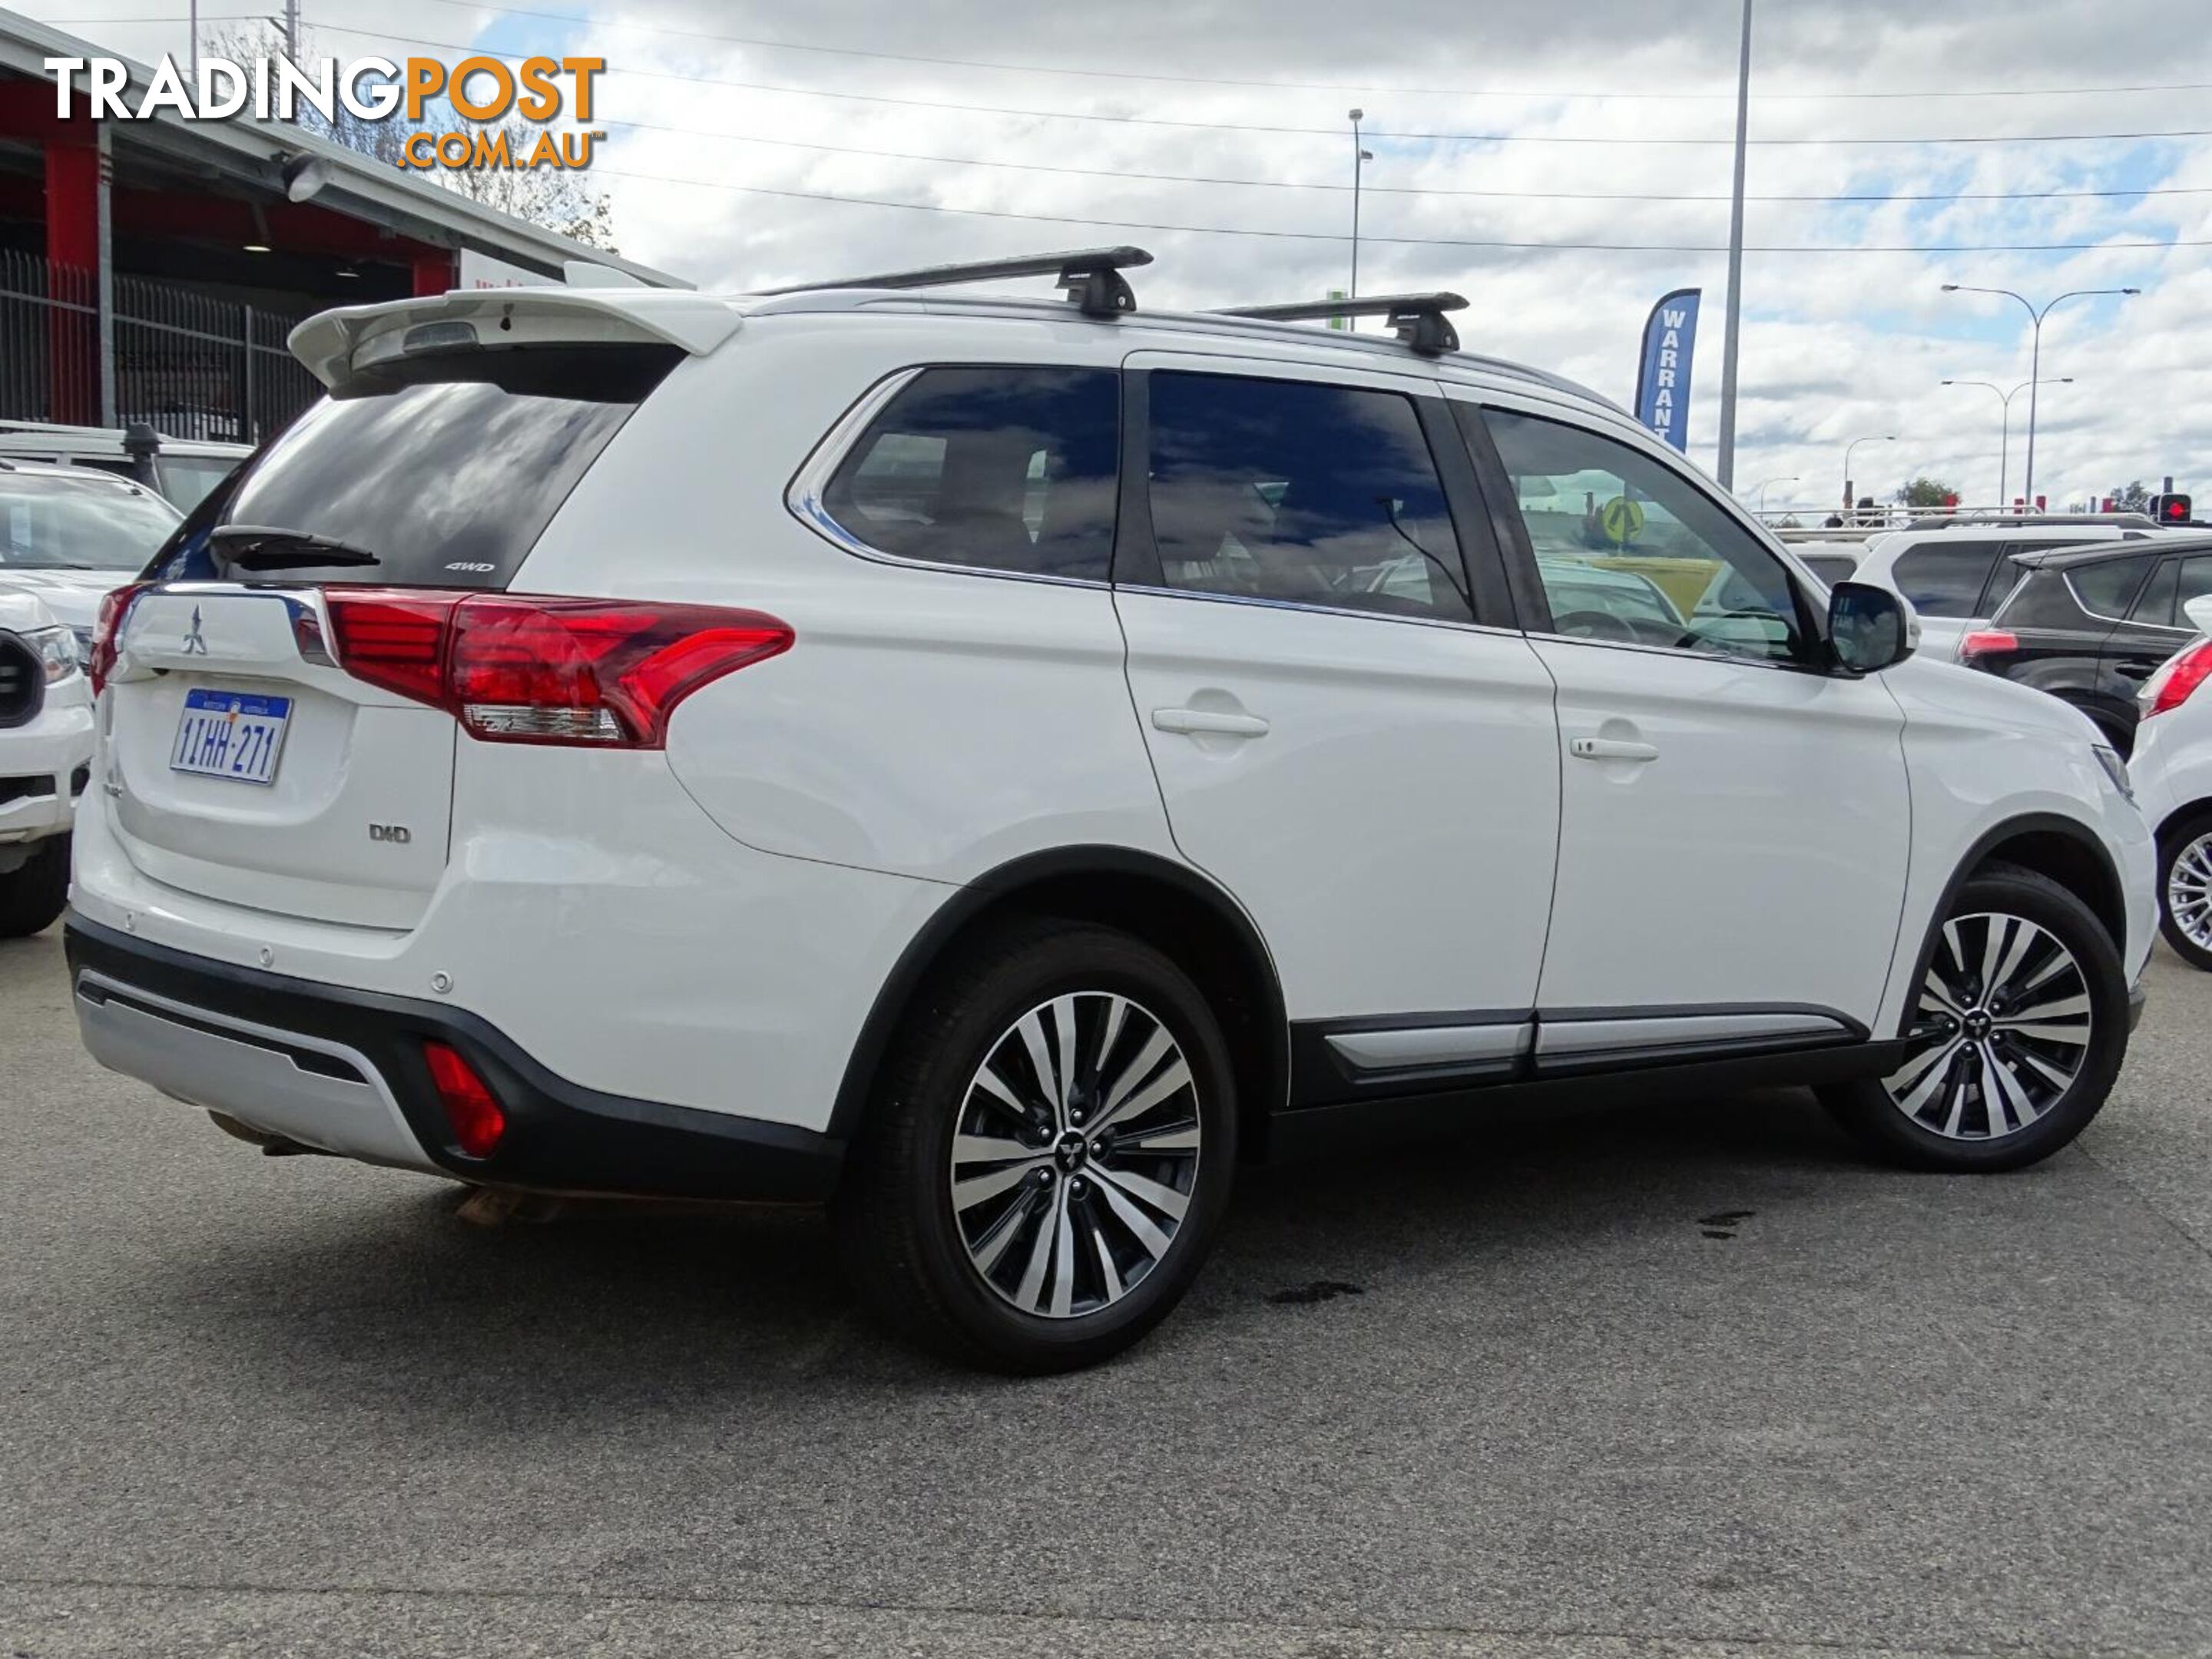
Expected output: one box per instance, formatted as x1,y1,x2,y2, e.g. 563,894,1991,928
2167,832,2212,953
1883,911,2093,1141
948,992,1201,1320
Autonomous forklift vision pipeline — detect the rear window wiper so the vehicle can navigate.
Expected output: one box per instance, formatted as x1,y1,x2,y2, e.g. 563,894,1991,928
211,525,382,570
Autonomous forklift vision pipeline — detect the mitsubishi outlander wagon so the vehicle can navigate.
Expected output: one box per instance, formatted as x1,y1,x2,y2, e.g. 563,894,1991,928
67,249,2154,1371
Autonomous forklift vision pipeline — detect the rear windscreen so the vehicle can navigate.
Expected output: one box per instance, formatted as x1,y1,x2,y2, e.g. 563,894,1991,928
215,345,680,588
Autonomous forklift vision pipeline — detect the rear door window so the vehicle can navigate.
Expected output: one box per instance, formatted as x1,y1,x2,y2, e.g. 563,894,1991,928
1141,372,1472,622
217,345,680,588
2055,555,2146,622
2118,558,2174,625
820,366,1120,580
1887,541,2004,617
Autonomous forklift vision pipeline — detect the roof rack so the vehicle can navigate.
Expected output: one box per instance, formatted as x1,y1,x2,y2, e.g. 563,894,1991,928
1904,511,2160,531
1214,292,1468,356
754,245,1152,318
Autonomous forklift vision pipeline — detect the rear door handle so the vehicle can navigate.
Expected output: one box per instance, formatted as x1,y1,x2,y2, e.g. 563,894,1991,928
1152,707,1270,739
1570,737,1660,763
2114,661,2158,680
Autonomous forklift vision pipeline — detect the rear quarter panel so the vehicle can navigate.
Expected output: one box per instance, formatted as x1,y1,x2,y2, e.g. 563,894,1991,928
508,312,1179,882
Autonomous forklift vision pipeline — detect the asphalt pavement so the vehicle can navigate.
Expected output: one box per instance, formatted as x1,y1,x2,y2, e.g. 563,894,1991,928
5,923,2211,1658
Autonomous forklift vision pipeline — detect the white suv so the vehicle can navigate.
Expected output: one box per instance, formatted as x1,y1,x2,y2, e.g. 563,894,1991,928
65,250,2156,1371
0,591,93,936
1853,521,2151,662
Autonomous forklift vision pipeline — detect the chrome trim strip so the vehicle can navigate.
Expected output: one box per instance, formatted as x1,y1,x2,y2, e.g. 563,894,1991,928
1326,1022,1532,1071
73,969,435,1171
1535,1011,1850,1057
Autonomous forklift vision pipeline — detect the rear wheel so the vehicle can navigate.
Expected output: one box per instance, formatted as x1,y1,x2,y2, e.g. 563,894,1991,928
0,835,69,939
1819,863,2128,1171
834,917,1237,1373
2157,812,2212,972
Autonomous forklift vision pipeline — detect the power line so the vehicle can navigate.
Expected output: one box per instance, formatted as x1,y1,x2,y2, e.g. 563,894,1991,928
301,22,2212,147
607,122,2212,206
342,0,2212,105
592,164,2206,253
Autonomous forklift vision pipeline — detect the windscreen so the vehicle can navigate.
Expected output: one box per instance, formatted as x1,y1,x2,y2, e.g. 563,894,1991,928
216,344,681,588
0,474,180,571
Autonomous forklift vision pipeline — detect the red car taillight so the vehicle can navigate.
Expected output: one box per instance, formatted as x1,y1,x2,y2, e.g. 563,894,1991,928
422,1040,505,1158
1957,628,2018,664
2142,640,2212,719
90,581,149,694
323,591,793,747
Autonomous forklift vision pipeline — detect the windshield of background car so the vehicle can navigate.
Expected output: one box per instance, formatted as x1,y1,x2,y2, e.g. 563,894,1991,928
0,475,181,570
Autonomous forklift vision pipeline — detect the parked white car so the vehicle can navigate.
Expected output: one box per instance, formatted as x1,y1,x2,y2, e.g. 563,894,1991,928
0,421,249,513
64,253,2156,1370
0,591,93,935
1853,522,2147,661
2127,594,2212,970
0,462,182,654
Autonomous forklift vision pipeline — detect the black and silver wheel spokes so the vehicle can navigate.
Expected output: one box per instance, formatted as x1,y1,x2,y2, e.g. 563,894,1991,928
948,992,1201,1320
2168,833,2212,953
1883,912,2092,1141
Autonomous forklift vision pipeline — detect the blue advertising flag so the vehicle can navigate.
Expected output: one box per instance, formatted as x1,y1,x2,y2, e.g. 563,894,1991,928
1634,288,1701,453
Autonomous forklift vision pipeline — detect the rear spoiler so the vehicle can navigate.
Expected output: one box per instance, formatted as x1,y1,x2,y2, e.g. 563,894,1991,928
289,290,747,391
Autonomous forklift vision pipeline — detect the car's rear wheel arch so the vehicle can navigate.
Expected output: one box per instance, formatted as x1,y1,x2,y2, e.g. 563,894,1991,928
830,847,1288,1161
1896,814,2126,1038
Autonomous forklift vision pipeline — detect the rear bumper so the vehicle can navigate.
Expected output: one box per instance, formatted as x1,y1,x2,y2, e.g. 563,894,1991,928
66,916,845,1202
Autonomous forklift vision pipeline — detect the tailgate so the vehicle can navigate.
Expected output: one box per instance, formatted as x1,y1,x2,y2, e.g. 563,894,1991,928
105,588,454,929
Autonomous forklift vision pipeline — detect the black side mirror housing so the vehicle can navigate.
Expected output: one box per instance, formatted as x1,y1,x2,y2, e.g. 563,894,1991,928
1827,581,1918,674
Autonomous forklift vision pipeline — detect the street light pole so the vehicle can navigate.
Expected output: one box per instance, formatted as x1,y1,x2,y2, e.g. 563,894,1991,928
1348,109,1372,302
1941,377,2071,506
1941,283,2139,506
1715,0,1754,489
1751,475,1798,512
1843,434,1897,512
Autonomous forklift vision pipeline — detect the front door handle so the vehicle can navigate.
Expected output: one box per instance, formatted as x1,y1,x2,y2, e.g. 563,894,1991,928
1153,707,1270,739
1570,737,1659,763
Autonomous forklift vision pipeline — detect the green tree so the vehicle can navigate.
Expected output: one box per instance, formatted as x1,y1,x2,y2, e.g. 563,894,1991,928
1894,477,1959,509
2111,481,2152,512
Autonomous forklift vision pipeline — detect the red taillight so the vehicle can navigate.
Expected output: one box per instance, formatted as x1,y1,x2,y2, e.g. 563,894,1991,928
322,591,791,747
90,581,149,694
323,591,456,707
1958,629,2018,664
422,1040,505,1157
2143,641,2212,719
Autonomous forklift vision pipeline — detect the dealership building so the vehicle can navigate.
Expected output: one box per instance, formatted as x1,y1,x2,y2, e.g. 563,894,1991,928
0,9,680,444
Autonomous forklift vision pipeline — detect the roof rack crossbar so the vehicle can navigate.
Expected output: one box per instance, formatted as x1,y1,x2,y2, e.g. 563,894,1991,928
755,245,1152,318
1214,292,1468,356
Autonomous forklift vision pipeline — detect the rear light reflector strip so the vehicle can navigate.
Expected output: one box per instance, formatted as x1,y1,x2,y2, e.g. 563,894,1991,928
422,1040,506,1158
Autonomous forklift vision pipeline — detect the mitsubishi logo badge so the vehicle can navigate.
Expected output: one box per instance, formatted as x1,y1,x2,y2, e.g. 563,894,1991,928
182,605,207,655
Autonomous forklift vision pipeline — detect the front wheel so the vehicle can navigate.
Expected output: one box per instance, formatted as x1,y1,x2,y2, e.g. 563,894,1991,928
1819,863,2128,1172
834,917,1237,1373
2157,813,2212,972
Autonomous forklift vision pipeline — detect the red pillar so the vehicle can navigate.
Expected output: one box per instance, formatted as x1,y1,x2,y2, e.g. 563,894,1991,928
43,134,101,424
412,247,455,296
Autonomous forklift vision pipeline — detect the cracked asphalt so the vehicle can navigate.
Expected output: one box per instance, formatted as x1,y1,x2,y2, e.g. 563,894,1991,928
5,924,2210,1657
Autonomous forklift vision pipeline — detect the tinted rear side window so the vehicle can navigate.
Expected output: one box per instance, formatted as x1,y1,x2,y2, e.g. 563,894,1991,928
2068,555,2152,621
218,345,679,588
1797,553,1858,586
820,367,1120,580
1888,541,2004,617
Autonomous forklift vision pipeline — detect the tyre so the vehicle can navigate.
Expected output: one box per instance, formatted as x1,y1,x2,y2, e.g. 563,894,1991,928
2157,812,2212,972
1819,862,2128,1172
0,835,69,939
833,916,1237,1373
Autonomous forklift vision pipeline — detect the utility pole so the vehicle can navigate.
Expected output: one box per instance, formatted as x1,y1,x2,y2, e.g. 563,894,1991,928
284,0,302,59
1715,0,1753,488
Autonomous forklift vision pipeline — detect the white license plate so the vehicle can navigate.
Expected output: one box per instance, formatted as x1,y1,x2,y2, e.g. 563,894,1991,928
170,688,293,786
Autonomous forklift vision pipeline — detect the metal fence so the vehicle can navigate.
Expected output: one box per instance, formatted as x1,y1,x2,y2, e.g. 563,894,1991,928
0,252,319,443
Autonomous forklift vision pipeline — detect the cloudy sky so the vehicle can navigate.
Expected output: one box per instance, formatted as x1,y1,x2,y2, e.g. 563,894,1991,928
20,0,2210,513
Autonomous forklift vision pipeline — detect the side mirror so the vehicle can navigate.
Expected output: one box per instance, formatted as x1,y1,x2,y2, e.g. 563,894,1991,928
1828,581,1918,674
2184,594,2212,637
